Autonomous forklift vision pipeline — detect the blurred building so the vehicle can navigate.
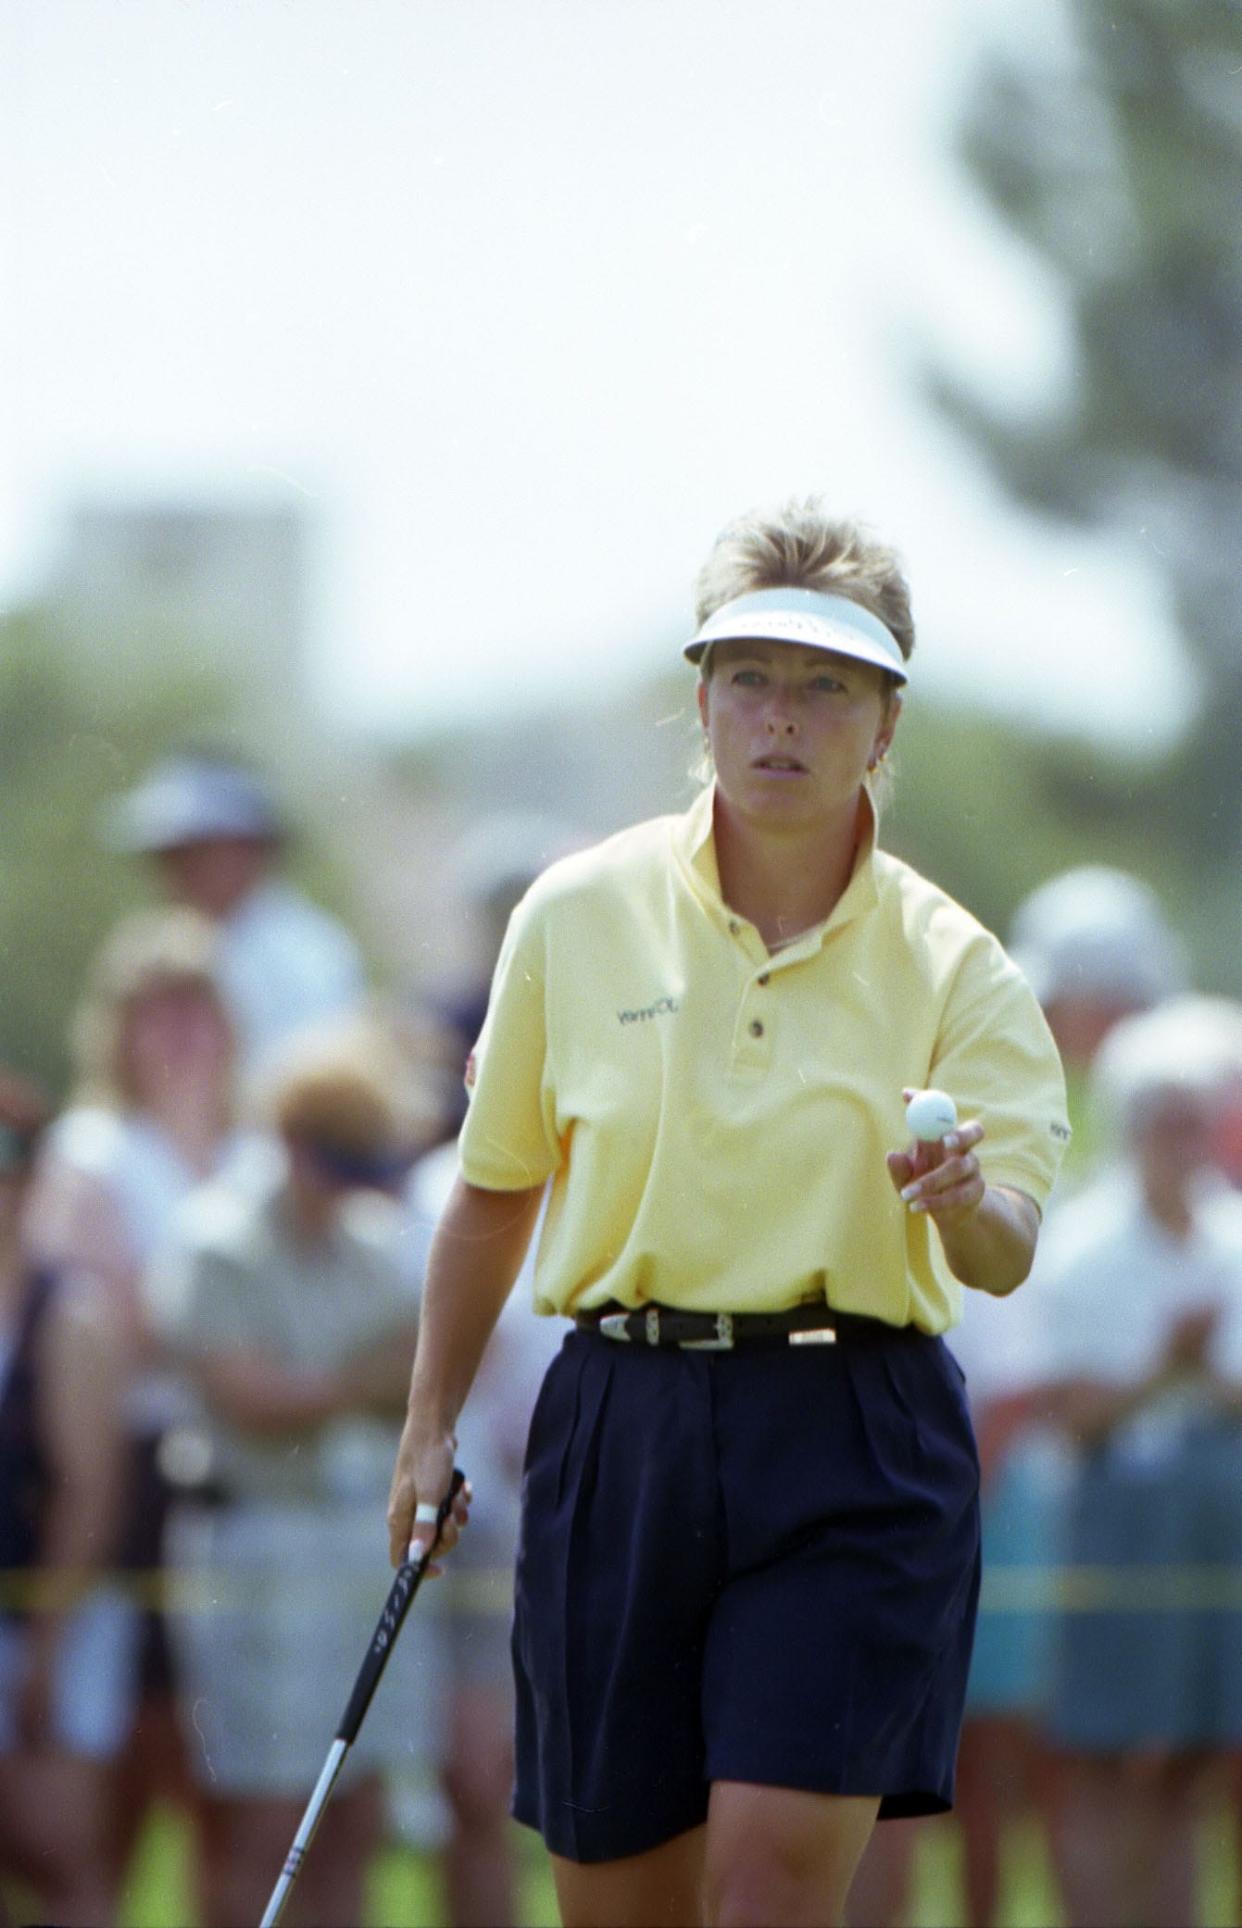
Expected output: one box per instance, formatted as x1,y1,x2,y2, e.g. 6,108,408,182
49,498,312,730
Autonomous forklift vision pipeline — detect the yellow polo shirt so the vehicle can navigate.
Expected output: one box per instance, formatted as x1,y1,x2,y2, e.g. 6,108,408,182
458,786,1069,1332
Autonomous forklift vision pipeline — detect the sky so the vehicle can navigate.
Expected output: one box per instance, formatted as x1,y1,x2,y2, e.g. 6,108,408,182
0,0,1195,750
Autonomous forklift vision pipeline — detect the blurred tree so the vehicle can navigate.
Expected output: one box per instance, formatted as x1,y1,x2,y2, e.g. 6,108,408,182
929,1,1242,942
0,608,235,1095
0,607,365,1098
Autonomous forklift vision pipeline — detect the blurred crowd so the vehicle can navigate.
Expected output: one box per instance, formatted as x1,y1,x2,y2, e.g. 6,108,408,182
848,869,1242,1928
0,751,565,1928
5,750,1242,1927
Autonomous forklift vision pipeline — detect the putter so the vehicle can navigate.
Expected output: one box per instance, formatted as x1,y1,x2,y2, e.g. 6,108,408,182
259,1468,466,1927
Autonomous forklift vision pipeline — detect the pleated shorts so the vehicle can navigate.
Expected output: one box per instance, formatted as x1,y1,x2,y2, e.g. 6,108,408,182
511,1320,981,1863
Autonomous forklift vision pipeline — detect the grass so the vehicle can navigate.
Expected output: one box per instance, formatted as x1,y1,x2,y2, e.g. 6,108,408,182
2,1794,1225,1926
117,1804,561,1928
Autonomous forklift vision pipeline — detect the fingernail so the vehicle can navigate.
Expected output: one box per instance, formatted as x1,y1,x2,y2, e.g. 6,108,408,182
944,1133,959,1152
900,1184,919,1202
407,1539,428,1563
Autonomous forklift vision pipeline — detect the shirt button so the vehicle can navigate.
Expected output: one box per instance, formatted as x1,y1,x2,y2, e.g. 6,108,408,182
757,972,770,986
729,919,741,935
749,1019,764,1038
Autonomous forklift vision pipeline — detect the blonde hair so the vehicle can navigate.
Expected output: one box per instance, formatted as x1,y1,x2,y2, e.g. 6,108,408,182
695,497,915,670
70,907,232,1108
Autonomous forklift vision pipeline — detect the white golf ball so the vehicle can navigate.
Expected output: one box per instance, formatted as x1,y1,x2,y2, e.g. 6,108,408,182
905,1088,958,1143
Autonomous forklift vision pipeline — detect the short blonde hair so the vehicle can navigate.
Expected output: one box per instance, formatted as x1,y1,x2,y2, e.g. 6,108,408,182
695,497,915,671
70,908,232,1107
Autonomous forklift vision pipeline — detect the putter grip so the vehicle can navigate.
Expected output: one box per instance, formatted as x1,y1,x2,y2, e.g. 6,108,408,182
336,1468,466,1745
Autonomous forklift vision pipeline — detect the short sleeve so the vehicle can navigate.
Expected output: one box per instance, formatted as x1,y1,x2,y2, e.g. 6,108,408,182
457,893,562,1192
931,942,1071,1213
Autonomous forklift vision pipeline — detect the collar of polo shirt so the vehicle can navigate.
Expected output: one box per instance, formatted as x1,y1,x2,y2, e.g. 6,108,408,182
683,587,908,686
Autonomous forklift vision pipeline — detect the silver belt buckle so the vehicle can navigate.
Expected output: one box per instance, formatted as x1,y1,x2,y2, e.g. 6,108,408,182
681,1312,734,1351
788,1326,837,1346
598,1313,632,1342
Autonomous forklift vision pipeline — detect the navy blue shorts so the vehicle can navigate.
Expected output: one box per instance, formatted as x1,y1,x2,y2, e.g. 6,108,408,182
511,1320,981,1863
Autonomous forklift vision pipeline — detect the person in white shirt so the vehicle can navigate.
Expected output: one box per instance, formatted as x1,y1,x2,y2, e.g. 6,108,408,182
848,867,1187,1928
152,1038,436,1928
1037,999,1242,1928
24,907,264,1916
103,751,366,1078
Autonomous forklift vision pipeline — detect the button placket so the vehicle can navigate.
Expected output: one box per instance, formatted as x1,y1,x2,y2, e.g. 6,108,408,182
723,916,776,1068
734,975,774,1065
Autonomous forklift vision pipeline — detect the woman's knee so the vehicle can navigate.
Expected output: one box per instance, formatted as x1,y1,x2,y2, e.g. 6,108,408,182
703,1785,878,1928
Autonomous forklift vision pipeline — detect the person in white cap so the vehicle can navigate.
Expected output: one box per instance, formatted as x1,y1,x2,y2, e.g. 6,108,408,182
104,750,366,1078
387,497,1069,1928
1008,866,1188,1185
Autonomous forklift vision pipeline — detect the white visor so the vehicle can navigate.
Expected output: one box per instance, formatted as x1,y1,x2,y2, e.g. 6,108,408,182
685,587,908,685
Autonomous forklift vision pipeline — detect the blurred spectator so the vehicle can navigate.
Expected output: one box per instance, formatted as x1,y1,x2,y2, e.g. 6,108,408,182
406,1142,562,1928
1008,865,1189,1181
933,1275,1064,1928
0,1070,127,1927
849,862,1187,1928
946,870,1188,1926
103,749,366,1077
1037,999,1242,1928
23,907,263,1906
151,1032,442,1928
405,816,581,1925
1177,998,1242,1193
431,814,584,1141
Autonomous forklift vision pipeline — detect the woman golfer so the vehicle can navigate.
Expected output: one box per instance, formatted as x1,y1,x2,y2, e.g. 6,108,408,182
389,499,1069,1927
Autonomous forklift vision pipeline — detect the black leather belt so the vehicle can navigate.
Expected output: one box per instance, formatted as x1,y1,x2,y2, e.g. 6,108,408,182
574,1301,895,1351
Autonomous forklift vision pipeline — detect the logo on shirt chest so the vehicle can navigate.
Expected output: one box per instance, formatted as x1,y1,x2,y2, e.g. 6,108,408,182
617,995,680,1026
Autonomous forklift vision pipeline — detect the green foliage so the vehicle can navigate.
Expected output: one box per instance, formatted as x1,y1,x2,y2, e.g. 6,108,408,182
0,602,377,1100
0,609,236,1099
886,692,1242,996
928,0,1242,868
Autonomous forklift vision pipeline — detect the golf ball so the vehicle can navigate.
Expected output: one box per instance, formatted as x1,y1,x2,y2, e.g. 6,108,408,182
905,1088,958,1143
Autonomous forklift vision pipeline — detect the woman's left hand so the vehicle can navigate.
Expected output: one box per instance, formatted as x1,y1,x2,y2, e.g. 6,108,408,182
886,1088,986,1226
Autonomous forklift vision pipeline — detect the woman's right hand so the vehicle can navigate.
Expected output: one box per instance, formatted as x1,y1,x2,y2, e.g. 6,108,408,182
386,1417,468,1569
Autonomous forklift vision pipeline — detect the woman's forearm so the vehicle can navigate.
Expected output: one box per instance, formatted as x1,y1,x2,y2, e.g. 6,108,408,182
406,1178,546,1436
937,1185,1040,1296
388,1175,544,1564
